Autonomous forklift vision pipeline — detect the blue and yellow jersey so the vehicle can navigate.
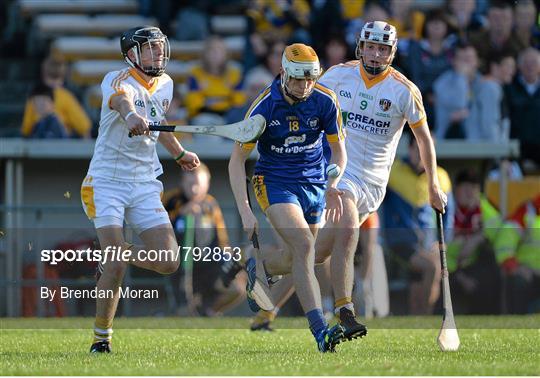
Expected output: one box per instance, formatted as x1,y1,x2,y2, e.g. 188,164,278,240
382,158,454,249
242,77,344,184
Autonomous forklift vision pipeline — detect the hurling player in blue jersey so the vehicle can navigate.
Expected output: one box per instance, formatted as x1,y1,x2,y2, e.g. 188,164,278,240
229,43,347,352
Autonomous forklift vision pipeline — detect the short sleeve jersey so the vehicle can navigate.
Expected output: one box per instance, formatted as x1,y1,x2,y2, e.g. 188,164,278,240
320,61,426,187
241,77,344,184
87,68,173,182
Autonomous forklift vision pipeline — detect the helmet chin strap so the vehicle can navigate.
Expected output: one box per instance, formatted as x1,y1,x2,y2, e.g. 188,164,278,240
141,64,163,77
131,61,162,77
129,46,165,77
281,74,309,103
284,85,307,102
361,56,388,75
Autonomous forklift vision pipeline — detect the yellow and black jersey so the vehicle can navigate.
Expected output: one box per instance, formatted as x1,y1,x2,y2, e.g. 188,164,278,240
162,189,229,249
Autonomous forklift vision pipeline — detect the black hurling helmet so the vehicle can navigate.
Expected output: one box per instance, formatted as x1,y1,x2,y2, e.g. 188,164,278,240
120,26,170,77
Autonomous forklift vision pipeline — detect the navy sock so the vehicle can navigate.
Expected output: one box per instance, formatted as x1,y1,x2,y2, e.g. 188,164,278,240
306,308,327,337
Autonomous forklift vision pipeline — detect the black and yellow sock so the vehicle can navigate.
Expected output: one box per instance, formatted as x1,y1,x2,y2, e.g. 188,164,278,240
252,308,278,326
334,297,354,315
93,316,113,344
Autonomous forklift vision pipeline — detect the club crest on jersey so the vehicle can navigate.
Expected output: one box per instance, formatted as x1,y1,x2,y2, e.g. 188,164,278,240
162,99,170,112
379,98,392,112
308,117,319,129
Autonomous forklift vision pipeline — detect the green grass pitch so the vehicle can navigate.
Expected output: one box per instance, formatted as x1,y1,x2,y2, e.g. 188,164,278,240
1,316,539,375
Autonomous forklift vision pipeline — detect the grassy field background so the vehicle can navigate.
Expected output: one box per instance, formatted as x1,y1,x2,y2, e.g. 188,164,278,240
1,316,539,376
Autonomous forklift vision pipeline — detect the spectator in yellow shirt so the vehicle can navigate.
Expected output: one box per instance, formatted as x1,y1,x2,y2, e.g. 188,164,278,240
21,55,91,138
387,0,425,40
184,36,246,125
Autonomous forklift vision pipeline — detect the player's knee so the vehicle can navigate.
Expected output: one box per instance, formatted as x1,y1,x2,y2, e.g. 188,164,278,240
230,280,245,297
339,225,358,244
282,251,293,267
104,261,127,281
290,236,315,257
315,253,329,265
157,260,180,275
164,264,180,275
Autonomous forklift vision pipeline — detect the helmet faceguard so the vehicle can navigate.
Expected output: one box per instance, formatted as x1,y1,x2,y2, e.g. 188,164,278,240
280,43,321,102
121,26,170,77
356,21,397,75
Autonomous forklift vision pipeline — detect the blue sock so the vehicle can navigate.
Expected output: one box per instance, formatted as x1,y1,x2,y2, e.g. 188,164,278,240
306,308,327,337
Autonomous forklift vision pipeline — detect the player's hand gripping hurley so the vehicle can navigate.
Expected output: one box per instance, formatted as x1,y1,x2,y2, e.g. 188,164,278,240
436,210,460,352
129,114,266,143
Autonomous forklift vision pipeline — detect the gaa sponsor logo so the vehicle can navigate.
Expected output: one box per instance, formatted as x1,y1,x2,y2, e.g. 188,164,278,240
339,90,352,99
134,99,145,108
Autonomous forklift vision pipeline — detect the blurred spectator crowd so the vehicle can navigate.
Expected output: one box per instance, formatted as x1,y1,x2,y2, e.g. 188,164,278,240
2,0,539,316
1,0,538,168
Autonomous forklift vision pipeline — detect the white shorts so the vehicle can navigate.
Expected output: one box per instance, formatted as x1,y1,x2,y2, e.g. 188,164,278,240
336,170,386,214
80,175,170,232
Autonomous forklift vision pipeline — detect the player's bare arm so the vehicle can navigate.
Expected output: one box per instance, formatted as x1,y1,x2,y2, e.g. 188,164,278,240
109,93,149,136
325,139,347,223
411,123,447,212
157,131,200,171
228,143,257,239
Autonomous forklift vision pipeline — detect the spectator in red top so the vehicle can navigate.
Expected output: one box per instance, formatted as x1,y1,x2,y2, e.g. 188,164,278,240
448,169,502,314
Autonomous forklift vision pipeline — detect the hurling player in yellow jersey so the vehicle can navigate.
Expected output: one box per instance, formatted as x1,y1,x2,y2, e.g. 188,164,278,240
82,26,199,353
